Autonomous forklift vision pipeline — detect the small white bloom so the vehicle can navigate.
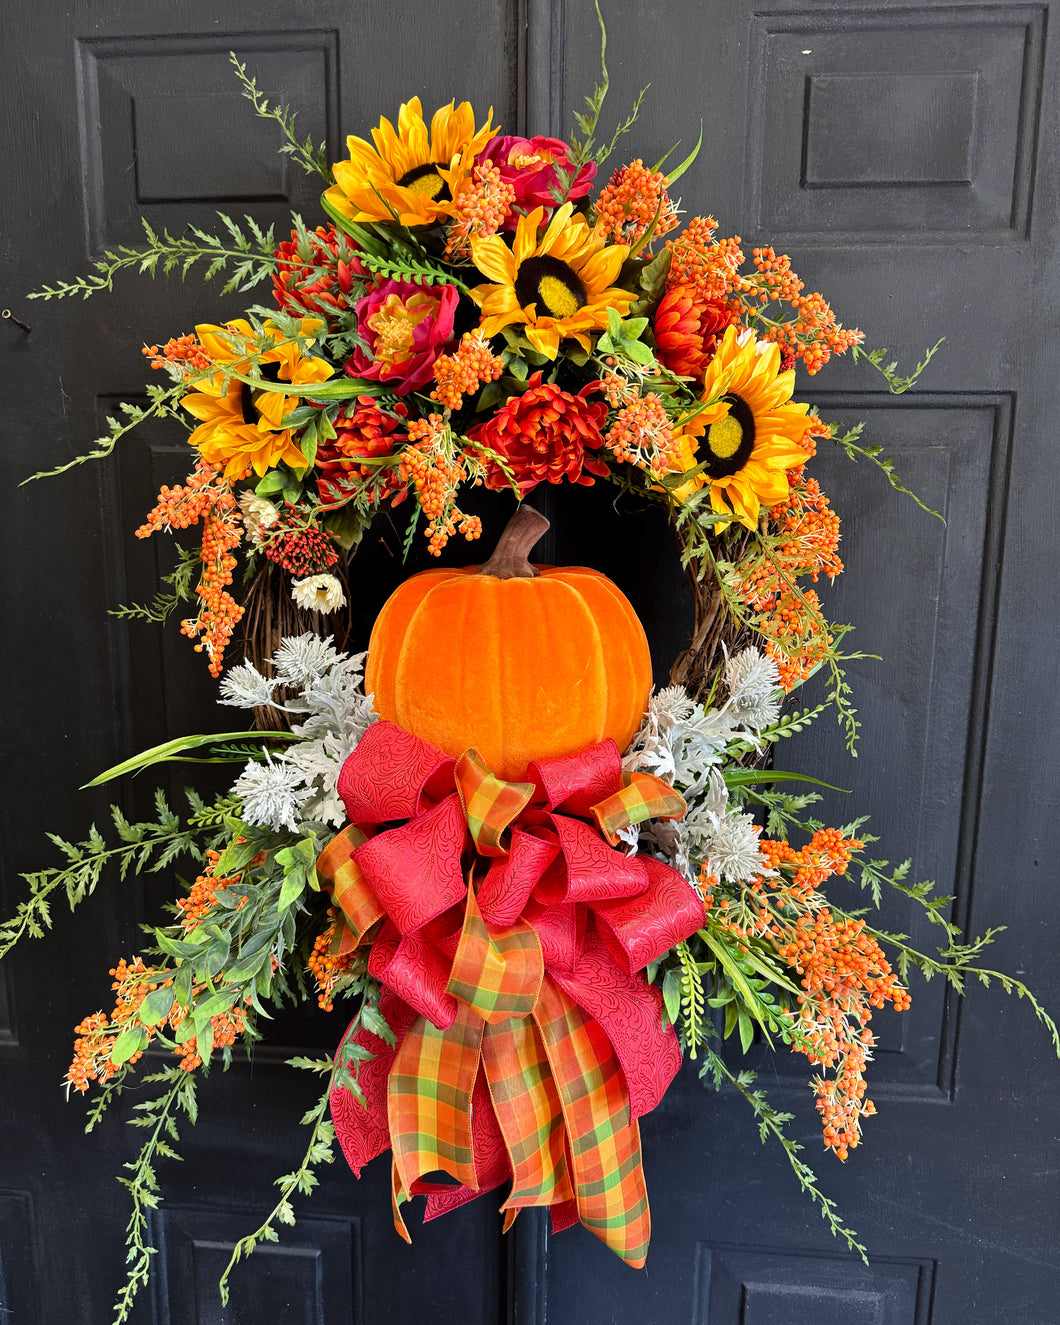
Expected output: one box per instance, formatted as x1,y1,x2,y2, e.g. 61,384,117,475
291,574,346,615
238,491,280,545
218,660,277,709
233,756,312,832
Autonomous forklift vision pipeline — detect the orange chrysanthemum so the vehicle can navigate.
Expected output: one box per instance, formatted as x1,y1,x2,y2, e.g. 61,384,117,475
468,372,609,495
653,283,738,381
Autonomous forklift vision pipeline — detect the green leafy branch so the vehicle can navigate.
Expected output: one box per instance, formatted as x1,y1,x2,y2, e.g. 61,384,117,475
28,214,277,303
218,993,392,1303
111,1067,198,1324
1,790,238,963
21,381,187,483
566,0,648,171
700,1049,868,1261
851,338,944,395
229,53,332,184
828,421,944,522
109,545,200,625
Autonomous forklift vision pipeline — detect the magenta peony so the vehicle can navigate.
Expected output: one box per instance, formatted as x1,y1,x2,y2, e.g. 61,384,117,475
478,135,596,225
345,278,459,394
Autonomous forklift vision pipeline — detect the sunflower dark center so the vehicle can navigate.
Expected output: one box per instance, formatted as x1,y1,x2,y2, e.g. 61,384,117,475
240,361,284,425
396,162,451,202
514,256,587,320
702,393,756,478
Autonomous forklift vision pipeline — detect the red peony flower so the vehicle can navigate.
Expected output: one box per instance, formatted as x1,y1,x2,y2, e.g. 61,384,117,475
469,373,609,495
272,225,367,319
653,283,738,381
478,135,596,226
345,278,459,395
315,397,407,506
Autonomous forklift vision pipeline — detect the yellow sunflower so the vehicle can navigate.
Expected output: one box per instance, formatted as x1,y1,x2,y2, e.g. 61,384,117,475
183,319,335,480
469,202,635,359
668,325,811,529
324,98,497,228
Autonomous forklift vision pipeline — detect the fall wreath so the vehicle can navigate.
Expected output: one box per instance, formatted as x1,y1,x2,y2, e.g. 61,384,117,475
7,17,1054,1321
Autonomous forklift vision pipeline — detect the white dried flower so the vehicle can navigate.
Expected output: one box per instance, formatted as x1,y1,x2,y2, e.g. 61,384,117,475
218,660,277,709
272,634,343,687
233,756,312,832
725,647,782,732
291,574,346,615
238,491,279,545
678,770,769,885
724,647,780,704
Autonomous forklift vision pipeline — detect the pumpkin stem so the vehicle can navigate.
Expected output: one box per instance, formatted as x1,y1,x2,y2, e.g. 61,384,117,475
477,505,550,579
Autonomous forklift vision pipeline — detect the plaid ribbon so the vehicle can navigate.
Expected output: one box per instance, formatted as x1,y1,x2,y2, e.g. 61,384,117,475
319,721,702,1268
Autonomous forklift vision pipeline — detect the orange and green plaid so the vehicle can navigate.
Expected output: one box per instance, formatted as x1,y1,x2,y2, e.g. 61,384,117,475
481,1016,574,1209
591,771,686,847
388,1004,483,1198
316,824,382,955
447,883,544,1022
454,750,535,856
533,976,650,1268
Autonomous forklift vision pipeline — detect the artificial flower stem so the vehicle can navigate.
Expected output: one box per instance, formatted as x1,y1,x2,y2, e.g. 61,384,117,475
475,505,550,579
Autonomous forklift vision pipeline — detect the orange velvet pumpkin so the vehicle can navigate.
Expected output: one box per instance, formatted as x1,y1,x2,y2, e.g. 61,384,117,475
366,548,652,782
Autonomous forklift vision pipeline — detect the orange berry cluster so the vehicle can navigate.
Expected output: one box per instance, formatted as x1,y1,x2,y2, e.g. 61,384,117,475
666,217,743,306
729,470,844,691
401,414,483,555
706,823,909,1160
603,389,682,477
172,1004,247,1073
760,827,862,904
664,226,862,375
136,461,244,678
142,333,212,375
445,161,517,259
307,909,358,1012
778,908,909,1159
176,849,247,931
430,331,505,411
758,588,832,691
595,159,680,245
67,955,159,1092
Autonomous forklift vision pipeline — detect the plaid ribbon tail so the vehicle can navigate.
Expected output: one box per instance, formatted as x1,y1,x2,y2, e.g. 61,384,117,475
388,1005,484,1198
480,1017,574,1211
391,1157,413,1245
591,771,687,847
533,976,651,1269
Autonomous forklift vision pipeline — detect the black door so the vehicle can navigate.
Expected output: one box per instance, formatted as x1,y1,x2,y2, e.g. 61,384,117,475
2,2,1058,1323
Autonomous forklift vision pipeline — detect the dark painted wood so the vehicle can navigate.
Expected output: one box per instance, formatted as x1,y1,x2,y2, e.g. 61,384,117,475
2,1,1058,1322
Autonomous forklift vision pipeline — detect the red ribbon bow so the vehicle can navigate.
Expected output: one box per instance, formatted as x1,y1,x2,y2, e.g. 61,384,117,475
318,721,704,1267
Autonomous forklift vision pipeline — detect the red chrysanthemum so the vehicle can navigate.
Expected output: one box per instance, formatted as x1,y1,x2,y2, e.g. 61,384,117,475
653,283,738,381
315,397,408,506
272,225,367,319
469,373,609,495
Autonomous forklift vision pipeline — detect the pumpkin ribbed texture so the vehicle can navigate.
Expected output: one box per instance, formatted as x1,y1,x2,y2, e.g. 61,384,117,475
366,565,652,781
